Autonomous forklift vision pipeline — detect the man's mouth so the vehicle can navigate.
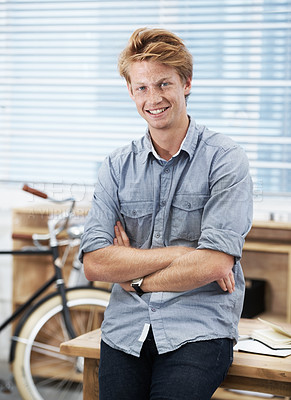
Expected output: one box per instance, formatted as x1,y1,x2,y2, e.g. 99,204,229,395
147,107,169,115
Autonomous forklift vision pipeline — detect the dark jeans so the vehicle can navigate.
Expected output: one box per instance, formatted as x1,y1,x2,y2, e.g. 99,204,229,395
99,327,233,400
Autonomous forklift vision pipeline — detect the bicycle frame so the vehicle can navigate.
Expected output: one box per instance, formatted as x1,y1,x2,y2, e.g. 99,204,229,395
0,185,83,344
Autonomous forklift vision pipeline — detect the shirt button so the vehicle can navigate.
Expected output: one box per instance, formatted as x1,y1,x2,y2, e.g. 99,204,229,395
161,200,166,206
155,233,160,238
164,168,170,173
151,308,157,312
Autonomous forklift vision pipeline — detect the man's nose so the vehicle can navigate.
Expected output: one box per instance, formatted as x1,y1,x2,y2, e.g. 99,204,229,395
147,87,162,105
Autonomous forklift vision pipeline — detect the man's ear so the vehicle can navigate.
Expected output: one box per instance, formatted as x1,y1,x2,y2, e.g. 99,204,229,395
127,82,134,100
184,76,192,96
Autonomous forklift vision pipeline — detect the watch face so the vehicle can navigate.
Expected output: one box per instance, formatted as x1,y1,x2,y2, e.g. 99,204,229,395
131,278,144,296
131,278,143,286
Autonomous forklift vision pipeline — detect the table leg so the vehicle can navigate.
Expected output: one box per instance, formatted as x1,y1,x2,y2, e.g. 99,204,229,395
83,358,100,400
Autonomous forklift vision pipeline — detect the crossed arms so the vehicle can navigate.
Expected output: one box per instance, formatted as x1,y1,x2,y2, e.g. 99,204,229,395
83,221,235,294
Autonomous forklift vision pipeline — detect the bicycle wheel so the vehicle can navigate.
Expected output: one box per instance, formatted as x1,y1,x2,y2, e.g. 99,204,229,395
12,287,110,400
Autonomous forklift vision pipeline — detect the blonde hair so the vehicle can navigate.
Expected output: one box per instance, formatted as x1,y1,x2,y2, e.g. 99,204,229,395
118,27,193,84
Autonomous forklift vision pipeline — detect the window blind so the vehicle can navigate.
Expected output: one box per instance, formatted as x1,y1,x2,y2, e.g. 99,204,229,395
0,0,290,194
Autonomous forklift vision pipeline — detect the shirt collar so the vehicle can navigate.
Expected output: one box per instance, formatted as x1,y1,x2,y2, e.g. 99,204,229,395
144,116,199,162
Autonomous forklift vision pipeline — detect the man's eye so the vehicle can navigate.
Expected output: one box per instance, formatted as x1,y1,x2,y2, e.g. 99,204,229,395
161,82,169,87
138,86,146,91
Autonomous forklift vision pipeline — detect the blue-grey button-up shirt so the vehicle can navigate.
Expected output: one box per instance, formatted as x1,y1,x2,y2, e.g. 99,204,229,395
80,117,253,357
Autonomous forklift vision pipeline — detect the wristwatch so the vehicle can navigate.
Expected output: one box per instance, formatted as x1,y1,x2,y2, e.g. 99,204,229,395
131,277,144,296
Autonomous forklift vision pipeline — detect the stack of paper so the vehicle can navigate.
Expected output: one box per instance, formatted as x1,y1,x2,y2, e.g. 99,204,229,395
234,318,291,357
252,318,291,349
234,338,291,357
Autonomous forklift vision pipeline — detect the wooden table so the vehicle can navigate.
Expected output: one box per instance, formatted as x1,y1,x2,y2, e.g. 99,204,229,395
60,319,291,399
219,319,291,398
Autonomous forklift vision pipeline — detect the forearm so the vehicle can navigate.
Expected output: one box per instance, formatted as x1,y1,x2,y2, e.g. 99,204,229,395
141,249,234,292
83,244,194,283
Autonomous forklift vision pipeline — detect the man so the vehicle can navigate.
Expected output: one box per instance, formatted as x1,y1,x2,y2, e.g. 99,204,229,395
80,27,253,400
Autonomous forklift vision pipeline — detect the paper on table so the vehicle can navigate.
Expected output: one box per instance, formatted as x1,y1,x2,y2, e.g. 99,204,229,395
257,318,291,336
250,318,291,349
234,338,291,357
252,329,291,349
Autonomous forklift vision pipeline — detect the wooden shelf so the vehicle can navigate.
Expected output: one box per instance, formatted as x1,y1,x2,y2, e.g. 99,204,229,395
242,236,291,322
248,220,291,243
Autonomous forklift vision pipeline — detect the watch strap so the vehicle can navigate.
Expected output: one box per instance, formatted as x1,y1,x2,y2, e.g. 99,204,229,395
131,283,145,296
131,277,144,296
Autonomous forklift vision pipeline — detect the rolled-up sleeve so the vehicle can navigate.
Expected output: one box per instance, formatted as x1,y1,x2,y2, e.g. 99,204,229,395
197,144,253,260
79,156,121,262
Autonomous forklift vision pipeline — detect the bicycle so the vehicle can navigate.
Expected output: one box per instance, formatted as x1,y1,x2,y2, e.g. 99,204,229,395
0,184,111,400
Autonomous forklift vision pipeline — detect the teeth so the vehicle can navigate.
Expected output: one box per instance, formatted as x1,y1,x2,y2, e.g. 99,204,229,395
148,108,166,115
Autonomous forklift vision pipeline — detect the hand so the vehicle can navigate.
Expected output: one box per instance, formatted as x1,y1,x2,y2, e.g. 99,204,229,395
216,271,235,293
113,221,131,247
119,281,133,291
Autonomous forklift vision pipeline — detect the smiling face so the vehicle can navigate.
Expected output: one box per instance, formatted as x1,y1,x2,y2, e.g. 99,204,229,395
127,60,192,139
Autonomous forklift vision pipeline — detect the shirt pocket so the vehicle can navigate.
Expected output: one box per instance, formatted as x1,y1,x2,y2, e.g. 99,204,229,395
170,194,208,241
120,201,153,248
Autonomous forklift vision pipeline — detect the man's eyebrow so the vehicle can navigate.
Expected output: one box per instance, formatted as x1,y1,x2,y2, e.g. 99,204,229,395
134,77,172,85
156,77,172,83
158,76,172,82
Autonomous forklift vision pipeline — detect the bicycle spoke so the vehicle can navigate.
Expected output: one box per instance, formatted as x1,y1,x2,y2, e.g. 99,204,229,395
13,289,110,400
